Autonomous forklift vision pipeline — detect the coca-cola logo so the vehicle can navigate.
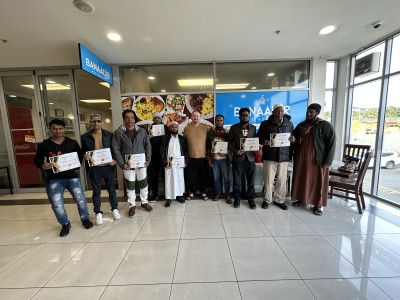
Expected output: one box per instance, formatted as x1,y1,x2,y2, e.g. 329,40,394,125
14,144,30,150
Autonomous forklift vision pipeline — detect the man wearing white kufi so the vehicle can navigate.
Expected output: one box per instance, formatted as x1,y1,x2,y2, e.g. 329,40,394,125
160,122,189,207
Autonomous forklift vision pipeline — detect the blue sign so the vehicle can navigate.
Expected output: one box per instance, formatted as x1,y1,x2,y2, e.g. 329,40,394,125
79,43,113,85
216,91,308,129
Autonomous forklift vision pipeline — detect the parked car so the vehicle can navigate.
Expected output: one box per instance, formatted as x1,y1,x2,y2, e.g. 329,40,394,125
369,151,400,169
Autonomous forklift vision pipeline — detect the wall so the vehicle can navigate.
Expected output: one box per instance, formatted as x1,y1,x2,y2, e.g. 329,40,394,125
309,57,327,113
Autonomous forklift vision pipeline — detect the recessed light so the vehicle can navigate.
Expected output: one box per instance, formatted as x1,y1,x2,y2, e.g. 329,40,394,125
107,32,122,41
79,99,111,103
9,95,17,97
319,25,336,35
148,76,155,80
49,102,55,105
251,87,256,90
161,89,166,93
267,73,275,77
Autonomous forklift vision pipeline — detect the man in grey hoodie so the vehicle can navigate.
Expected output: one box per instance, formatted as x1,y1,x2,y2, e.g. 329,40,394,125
111,109,152,217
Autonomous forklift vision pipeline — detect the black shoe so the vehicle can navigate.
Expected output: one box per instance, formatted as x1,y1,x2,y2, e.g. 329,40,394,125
177,197,185,203
150,195,159,203
165,199,171,207
249,199,256,209
274,201,288,210
261,201,269,209
82,219,93,229
60,223,71,237
234,199,240,208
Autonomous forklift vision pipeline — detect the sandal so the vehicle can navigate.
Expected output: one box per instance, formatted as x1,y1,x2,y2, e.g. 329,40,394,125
201,193,208,201
185,193,194,201
313,206,323,216
292,200,302,207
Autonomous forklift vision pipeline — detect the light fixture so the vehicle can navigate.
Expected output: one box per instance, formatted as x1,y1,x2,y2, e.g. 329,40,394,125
251,87,256,90
107,32,122,41
99,82,110,88
49,102,55,105
67,114,75,120
178,78,213,87
9,95,16,97
79,99,111,103
22,84,70,90
161,89,166,93
105,118,111,123
215,83,249,90
148,76,155,80
267,73,275,77
47,80,55,84
319,25,336,35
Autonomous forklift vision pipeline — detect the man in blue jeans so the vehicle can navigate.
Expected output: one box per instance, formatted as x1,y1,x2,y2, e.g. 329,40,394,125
81,113,120,226
207,115,232,204
34,119,93,237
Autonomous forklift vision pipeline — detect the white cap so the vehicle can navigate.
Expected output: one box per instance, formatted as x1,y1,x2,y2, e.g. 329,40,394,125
273,103,284,111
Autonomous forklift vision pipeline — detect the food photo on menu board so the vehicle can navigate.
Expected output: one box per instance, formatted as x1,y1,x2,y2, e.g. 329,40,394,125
49,152,81,173
86,148,113,167
240,138,260,151
121,94,215,134
270,133,291,147
125,153,146,169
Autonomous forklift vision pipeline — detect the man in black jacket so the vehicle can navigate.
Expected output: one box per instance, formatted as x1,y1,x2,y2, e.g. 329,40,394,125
257,103,295,210
34,119,93,237
160,122,189,207
81,113,119,226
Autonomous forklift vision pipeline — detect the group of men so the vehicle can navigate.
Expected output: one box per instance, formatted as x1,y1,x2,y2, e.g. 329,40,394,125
34,103,335,237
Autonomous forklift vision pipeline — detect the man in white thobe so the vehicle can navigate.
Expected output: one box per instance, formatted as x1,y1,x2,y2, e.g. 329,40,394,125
160,122,189,207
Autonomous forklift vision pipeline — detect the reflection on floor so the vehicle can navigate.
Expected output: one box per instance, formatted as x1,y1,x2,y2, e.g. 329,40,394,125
0,194,399,300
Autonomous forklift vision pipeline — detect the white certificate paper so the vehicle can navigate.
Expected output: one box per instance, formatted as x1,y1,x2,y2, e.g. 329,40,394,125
49,152,81,173
86,148,113,167
240,138,259,151
168,156,185,168
125,153,146,168
270,133,290,147
149,124,165,137
212,141,228,154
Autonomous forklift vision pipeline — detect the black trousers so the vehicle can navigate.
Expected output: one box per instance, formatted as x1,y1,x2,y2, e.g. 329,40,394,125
232,159,256,201
187,158,207,194
149,157,163,197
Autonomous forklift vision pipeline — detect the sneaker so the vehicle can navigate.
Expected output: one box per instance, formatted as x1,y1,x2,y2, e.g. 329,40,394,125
82,219,93,229
112,209,121,220
128,206,136,217
149,195,159,203
95,213,103,226
274,201,288,210
261,201,269,209
60,223,71,237
141,203,153,211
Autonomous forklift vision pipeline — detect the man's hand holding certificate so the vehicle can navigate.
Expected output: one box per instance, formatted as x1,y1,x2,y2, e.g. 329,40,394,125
125,153,146,168
149,124,165,137
49,152,81,173
240,138,259,151
212,141,228,154
270,133,291,147
86,148,113,167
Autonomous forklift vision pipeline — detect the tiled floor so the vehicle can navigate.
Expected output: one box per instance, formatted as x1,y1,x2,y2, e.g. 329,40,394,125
0,195,400,300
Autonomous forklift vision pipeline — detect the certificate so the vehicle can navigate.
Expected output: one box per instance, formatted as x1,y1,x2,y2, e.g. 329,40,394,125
149,124,165,137
86,148,113,167
125,153,146,168
49,152,81,173
212,141,228,154
168,156,185,168
270,133,290,147
240,138,259,151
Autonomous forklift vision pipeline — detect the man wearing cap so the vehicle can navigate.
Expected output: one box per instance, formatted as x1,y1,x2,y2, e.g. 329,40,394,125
81,113,120,226
257,104,295,210
148,112,170,202
291,103,336,216
160,121,189,207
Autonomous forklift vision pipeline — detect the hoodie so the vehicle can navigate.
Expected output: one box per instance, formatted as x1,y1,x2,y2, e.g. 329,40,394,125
33,137,83,181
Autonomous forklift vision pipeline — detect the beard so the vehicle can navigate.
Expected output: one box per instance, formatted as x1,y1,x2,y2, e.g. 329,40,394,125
171,130,179,135
305,117,317,124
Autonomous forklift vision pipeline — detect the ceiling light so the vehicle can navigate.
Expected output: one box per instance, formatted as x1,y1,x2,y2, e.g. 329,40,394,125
79,99,111,103
161,89,166,93
216,83,249,90
148,76,155,80
267,73,275,77
22,84,70,90
49,102,55,105
99,82,110,88
178,79,213,87
67,114,75,120
107,32,122,41
9,95,17,97
251,87,256,90
319,25,336,35
105,118,111,123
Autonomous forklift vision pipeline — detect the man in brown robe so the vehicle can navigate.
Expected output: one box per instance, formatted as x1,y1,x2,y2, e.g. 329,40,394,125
291,103,336,215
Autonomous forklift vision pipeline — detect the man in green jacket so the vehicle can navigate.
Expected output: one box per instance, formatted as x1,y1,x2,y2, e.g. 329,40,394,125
291,103,336,216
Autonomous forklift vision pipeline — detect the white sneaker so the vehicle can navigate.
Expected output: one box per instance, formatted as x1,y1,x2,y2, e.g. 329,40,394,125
95,213,103,226
112,209,121,220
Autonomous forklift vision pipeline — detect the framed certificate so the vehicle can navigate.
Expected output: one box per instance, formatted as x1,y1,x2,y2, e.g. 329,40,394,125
168,156,185,168
49,152,81,173
240,138,259,151
212,141,228,154
149,124,165,137
270,133,290,147
86,148,113,167
125,153,146,168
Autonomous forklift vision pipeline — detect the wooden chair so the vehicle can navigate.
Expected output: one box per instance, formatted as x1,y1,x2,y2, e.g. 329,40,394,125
343,144,371,172
329,151,372,214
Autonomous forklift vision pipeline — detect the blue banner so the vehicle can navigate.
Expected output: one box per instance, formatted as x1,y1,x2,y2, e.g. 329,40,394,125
216,91,308,129
79,44,113,85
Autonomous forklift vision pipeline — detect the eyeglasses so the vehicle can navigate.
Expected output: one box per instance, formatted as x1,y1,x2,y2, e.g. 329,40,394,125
240,114,250,117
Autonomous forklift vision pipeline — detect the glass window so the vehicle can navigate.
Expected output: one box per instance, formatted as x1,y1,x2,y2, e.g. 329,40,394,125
354,43,385,84
324,90,333,122
377,74,400,204
389,34,400,74
216,61,309,91
120,64,214,94
325,61,336,89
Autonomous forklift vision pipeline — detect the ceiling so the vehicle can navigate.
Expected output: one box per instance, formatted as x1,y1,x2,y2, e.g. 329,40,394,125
1,0,400,69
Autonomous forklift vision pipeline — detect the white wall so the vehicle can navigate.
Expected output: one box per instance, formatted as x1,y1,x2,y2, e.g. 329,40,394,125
309,57,327,113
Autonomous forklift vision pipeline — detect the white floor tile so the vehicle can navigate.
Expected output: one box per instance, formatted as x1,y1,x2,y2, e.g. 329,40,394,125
101,284,171,300
185,200,220,215
32,286,106,300
258,212,317,236
1,219,57,245
170,282,241,300
222,214,271,237
370,277,400,300
217,199,257,214
181,215,225,239
0,288,39,300
136,216,183,241
90,217,146,242
150,201,186,216
0,244,37,272
371,233,400,256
